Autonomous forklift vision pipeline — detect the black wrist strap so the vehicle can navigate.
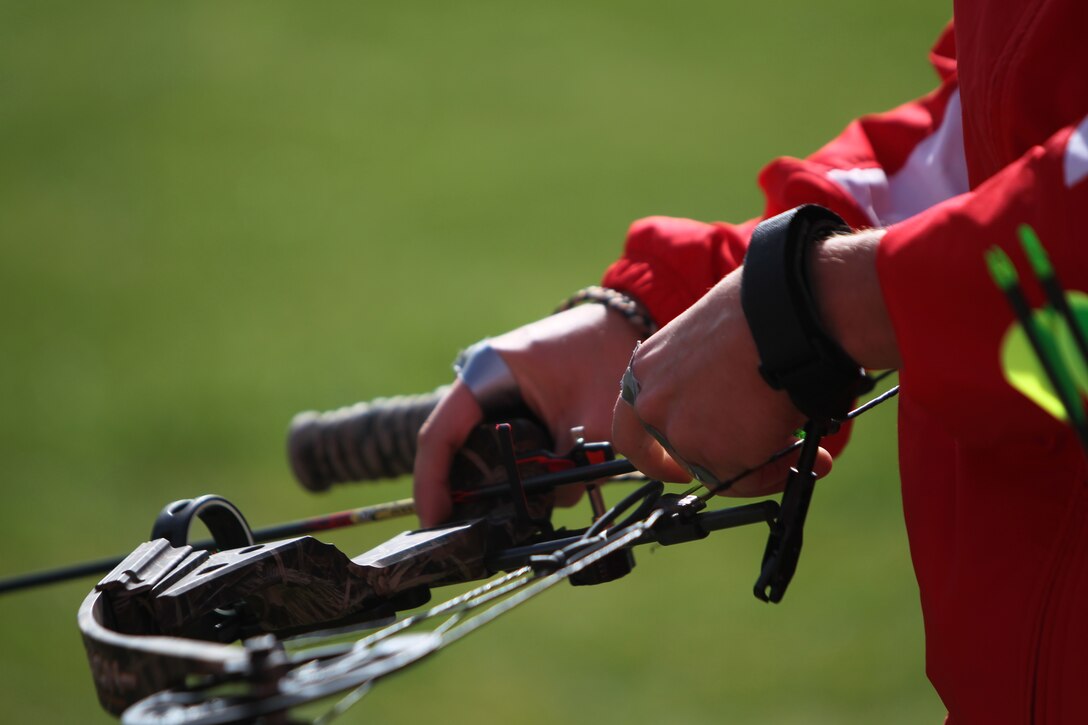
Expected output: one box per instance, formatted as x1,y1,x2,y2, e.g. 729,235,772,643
740,205,874,422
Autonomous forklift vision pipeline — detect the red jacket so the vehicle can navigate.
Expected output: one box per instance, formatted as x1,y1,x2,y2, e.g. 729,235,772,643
602,6,1088,723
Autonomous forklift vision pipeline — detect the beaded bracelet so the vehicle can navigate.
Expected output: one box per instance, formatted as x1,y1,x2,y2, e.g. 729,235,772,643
555,286,658,337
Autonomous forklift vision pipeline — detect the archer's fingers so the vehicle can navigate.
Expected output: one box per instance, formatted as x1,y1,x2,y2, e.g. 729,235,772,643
611,395,692,482
413,381,483,527
722,444,834,497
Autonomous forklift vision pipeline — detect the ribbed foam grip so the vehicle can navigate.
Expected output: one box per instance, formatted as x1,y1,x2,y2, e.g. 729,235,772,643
288,386,450,492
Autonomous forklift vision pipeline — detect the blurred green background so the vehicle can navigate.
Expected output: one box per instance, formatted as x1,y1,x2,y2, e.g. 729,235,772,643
1,1,950,722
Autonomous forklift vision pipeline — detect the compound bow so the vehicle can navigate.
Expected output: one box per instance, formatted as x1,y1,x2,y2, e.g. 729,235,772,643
70,379,897,724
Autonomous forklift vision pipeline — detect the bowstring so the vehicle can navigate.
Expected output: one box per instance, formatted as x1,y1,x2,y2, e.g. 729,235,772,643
310,506,665,722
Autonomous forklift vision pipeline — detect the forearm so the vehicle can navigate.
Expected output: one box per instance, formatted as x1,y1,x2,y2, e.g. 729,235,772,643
808,229,901,371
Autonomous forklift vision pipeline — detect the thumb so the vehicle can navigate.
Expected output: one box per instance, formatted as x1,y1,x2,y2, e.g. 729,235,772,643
413,381,483,527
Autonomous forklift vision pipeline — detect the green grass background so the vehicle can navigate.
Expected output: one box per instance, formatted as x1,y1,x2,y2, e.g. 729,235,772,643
1,2,950,722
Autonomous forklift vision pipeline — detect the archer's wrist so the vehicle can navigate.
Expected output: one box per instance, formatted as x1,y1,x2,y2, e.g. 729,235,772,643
808,230,901,370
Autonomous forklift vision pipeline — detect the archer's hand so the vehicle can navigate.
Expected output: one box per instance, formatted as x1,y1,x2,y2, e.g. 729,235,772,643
613,265,831,496
413,304,643,526
610,229,898,495
611,267,830,496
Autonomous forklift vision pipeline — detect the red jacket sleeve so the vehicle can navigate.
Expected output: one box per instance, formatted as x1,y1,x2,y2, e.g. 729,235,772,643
602,23,961,328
